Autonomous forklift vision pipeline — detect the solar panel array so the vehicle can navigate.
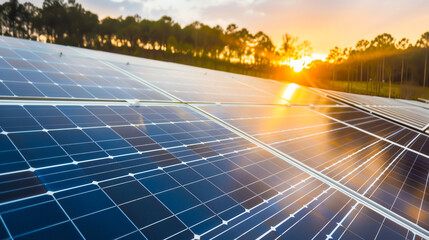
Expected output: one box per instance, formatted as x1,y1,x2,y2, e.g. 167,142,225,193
321,89,429,133
0,36,429,240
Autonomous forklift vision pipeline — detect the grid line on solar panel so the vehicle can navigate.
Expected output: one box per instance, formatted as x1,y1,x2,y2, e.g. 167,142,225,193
0,101,424,238
306,107,429,158
1,154,418,240
196,104,428,237
114,64,286,104
0,104,308,208
231,76,341,106
2,104,246,175
96,176,192,240
195,106,427,195
0,45,173,102
1,36,343,106
4,40,288,105
200,150,422,240
202,132,416,239
325,135,418,235
365,142,429,229
0,121,424,239
0,104,290,237
209,159,422,240
204,172,338,238
108,57,341,105
204,179,330,239
0,147,308,237
320,89,429,132
198,105,428,159
0,96,422,238
254,118,428,231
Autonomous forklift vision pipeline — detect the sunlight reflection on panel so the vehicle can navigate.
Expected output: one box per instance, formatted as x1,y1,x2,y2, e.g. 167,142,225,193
282,83,299,101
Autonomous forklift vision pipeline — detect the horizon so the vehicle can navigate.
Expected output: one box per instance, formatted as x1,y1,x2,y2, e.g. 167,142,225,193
2,0,429,58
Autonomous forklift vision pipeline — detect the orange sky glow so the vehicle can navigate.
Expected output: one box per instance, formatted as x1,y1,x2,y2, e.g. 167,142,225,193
7,0,429,57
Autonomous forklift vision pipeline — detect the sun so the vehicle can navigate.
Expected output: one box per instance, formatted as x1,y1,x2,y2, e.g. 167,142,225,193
288,57,309,72
282,53,328,72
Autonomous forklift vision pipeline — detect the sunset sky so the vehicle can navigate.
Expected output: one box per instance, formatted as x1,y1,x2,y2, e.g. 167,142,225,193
5,0,429,56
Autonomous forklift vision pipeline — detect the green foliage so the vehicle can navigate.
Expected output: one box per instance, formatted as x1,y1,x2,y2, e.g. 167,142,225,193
0,0,282,71
308,32,429,95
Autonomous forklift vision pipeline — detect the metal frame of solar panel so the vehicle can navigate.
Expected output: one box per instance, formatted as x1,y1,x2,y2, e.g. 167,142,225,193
1,35,429,240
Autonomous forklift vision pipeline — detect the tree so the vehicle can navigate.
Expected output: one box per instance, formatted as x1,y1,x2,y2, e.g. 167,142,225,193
355,39,370,82
280,33,297,63
355,39,370,52
371,33,395,49
371,34,396,91
21,2,40,39
253,31,274,65
326,46,345,81
223,23,240,61
166,35,177,53
417,32,429,87
396,38,409,85
235,28,251,63
296,40,312,59
41,0,68,42
65,1,98,46
342,47,352,91
2,0,24,37
121,15,139,48
99,17,119,48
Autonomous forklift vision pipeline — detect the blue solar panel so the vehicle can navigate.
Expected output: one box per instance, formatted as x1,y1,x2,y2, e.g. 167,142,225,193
114,61,338,105
199,104,429,233
0,44,170,101
321,89,429,131
0,103,424,239
0,36,428,240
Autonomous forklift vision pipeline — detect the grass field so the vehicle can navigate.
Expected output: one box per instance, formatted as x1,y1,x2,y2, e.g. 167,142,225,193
318,80,429,101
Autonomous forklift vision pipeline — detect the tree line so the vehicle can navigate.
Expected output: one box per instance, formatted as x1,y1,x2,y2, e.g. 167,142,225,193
306,32,429,98
1,0,428,98
0,0,304,70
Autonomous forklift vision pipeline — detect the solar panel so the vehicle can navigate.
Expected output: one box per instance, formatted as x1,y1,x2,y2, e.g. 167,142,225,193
0,41,170,101
321,89,429,132
2,102,413,239
198,104,429,229
230,76,340,105
114,62,287,104
110,56,338,105
398,99,429,109
0,36,429,240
